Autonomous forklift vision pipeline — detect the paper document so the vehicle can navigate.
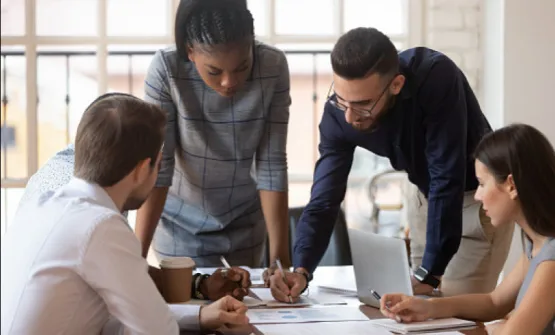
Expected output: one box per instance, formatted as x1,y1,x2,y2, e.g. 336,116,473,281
372,317,475,334
247,306,368,324
255,321,392,335
244,288,346,307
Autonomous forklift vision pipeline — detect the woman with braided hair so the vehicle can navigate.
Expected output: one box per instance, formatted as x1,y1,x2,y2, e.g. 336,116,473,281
139,0,292,301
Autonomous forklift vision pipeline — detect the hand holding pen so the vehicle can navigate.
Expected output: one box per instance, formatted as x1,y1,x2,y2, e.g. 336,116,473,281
370,289,402,323
219,256,258,300
275,259,293,303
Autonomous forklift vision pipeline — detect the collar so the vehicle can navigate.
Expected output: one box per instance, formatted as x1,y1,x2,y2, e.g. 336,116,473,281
66,178,120,213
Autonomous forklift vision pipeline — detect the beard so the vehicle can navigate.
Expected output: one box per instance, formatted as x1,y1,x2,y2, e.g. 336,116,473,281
122,195,148,211
350,94,397,133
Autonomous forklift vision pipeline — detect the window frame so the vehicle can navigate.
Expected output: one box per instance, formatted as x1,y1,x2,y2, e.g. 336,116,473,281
0,0,424,188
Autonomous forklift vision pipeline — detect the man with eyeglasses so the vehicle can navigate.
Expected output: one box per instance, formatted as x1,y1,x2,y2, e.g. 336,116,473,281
268,27,515,301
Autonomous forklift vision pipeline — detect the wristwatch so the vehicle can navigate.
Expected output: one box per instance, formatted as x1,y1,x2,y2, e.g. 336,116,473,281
192,273,210,299
294,268,313,294
414,266,441,289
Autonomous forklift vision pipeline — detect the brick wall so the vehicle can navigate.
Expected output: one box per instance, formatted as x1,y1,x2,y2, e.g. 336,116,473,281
425,0,484,102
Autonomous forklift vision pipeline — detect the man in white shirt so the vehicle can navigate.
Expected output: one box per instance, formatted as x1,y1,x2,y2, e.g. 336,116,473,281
1,93,249,335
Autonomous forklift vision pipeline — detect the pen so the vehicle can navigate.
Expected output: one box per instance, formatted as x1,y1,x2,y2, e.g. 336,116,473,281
275,258,293,303
219,255,231,269
370,289,402,323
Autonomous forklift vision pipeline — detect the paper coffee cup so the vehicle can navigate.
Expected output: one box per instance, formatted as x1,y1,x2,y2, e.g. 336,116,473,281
159,257,195,303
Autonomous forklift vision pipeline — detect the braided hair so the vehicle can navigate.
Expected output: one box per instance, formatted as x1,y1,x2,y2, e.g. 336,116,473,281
175,0,254,61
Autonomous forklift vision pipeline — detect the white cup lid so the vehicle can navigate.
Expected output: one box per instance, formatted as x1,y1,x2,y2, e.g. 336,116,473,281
159,257,196,269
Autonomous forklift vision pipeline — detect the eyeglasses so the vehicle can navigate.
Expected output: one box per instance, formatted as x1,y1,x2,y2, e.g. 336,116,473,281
326,75,397,120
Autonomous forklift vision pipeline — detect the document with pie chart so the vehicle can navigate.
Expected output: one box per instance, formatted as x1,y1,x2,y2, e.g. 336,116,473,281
246,306,368,324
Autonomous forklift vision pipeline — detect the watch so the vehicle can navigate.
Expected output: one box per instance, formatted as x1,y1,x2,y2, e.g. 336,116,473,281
414,266,441,289
294,268,313,294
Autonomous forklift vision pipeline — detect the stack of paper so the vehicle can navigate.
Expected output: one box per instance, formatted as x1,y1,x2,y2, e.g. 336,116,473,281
255,321,392,335
247,306,369,324
371,317,476,334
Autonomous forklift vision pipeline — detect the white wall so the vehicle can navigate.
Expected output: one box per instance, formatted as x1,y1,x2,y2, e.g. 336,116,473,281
425,0,483,100
483,0,555,275
502,0,555,143
423,0,555,278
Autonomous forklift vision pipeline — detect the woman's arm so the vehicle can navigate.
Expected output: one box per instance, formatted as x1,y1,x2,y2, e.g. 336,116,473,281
256,51,292,267
429,254,528,322
136,50,178,256
496,260,555,335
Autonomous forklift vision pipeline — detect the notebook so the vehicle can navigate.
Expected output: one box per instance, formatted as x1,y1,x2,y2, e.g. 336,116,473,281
372,317,476,334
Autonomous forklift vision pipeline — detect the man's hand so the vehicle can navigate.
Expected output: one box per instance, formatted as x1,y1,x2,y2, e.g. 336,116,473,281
199,296,249,330
269,270,307,303
411,275,440,296
262,263,278,287
200,268,251,301
380,293,434,323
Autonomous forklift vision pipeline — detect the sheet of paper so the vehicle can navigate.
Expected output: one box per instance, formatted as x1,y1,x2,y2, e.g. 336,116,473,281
247,306,368,324
371,317,475,334
246,288,346,307
255,321,392,335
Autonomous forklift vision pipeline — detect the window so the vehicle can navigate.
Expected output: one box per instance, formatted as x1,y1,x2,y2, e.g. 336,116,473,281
36,46,98,166
343,0,407,36
0,47,27,180
1,0,25,36
275,0,335,36
36,0,98,36
107,0,170,37
1,0,419,231
1,126,16,148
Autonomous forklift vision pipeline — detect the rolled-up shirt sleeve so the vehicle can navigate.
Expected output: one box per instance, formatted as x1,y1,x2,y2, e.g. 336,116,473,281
144,50,177,188
255,52,291,192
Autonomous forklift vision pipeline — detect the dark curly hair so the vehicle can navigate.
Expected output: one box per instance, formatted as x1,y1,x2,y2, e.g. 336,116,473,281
174,0,254,61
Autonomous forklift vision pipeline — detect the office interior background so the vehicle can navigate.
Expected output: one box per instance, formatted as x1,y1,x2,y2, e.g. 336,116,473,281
1,0,554,274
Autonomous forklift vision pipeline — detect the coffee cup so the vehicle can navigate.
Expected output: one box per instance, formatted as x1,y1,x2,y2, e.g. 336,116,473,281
159,257,195,303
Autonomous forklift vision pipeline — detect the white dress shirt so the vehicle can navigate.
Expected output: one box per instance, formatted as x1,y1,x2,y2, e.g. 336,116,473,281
1,178,200,335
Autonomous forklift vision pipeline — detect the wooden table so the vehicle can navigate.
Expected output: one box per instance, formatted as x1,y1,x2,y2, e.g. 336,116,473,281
182,266,488,335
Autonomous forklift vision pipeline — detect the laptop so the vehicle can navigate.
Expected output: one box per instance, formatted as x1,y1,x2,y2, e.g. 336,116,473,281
347,228,414,308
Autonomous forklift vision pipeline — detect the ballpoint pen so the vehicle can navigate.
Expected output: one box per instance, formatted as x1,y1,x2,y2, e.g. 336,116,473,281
370,289,402,323
275,258,293,303
219,256,260,300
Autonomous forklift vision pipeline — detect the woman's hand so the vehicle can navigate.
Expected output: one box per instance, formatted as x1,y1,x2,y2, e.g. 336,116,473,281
380,293,435,323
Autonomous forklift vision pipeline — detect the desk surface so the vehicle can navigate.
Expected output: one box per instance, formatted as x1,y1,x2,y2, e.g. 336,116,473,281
184,266,488,335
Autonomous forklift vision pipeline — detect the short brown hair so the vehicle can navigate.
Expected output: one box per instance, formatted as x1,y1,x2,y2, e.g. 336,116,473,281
74,93,167,187
331,27,399,80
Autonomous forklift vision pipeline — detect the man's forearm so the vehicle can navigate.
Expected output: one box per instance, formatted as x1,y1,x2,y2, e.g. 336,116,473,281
422,194,463,275
135,187,169,258
259,190,291,267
